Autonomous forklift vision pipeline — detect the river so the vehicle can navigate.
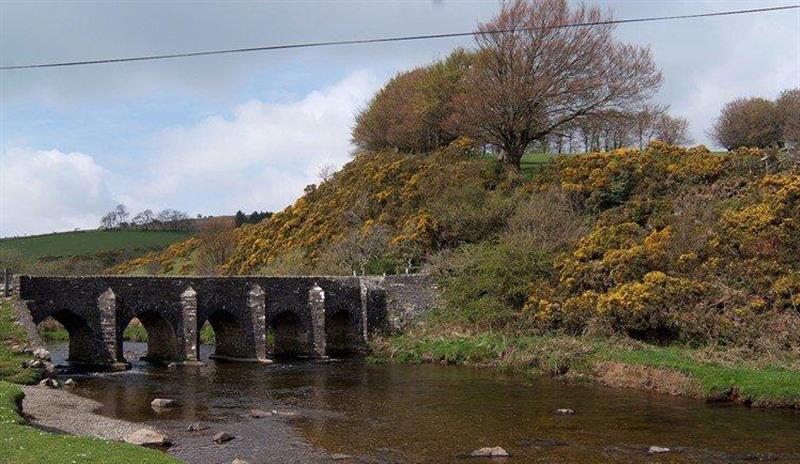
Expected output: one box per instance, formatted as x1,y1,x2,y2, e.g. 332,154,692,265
48,341,800,463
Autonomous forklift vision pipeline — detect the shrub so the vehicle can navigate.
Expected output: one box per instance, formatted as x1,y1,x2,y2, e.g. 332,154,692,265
430,233,554,330
596,271,708,342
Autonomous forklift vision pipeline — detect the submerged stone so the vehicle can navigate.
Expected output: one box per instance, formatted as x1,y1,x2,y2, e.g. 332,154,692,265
214,431,235,444
249,409,273,418
470,446,510,457
186,421,206,432
151,398,176,409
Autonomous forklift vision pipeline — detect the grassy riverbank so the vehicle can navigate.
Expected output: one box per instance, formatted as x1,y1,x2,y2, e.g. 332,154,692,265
370,332,800,408
0,300,178,463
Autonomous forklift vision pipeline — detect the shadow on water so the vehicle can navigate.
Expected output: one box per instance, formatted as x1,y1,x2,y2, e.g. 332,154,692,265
48,342,800,464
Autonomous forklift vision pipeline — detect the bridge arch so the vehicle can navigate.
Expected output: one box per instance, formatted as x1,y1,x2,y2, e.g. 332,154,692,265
118,312,179,364
325,310,363,357
35,309,100,364
201,309,255,360
271,310,307,357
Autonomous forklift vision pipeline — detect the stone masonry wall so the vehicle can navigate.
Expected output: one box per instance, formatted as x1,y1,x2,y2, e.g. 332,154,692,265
18,274,437,366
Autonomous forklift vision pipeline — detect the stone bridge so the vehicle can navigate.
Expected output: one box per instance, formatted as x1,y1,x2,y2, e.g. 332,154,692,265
18,275,435,368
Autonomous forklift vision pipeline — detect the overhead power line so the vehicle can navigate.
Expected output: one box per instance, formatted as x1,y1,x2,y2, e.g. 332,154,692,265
1,4,798,71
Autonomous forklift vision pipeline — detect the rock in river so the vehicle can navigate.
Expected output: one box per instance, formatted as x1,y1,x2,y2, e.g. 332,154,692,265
38,378,60,389
186,422,206,432
649,446,670,454
214,431,235,444
151,398,176,409
124,429,171,447
33,348,51,360
470,447,510,457
249,409,273,418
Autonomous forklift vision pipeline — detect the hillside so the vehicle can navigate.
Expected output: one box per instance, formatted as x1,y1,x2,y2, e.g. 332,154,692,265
115,142,800,357
0,230,192,275
113,139,522,275
1,230,191,260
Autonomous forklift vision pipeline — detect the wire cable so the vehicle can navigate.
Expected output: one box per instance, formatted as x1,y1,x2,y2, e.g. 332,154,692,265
1,4,798,70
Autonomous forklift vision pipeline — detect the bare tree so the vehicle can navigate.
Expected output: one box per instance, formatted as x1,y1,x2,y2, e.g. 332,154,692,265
449,0,662,169
631,103,668,149
132,209,155,227
654,114,692,146
113,204,129,227
194,217,237,276
316,163,337,183
99,211,117,230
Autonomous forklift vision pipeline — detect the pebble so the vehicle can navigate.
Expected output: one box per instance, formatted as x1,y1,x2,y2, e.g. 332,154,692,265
250,409,273,418
331,453,352,460
186,422,206,432
64,379,75,387
649,446,670,454
232,459,249,464
470,446,510,457
38,378,60,389
151,398,176,409
555,408,576,415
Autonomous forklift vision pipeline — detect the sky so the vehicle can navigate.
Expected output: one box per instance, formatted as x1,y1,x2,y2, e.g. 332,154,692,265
1,0,798,237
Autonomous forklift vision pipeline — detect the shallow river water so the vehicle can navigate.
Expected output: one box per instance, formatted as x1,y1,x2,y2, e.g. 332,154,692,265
50,342,800,464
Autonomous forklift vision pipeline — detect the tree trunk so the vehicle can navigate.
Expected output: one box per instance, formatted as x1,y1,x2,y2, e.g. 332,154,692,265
499,144,526,171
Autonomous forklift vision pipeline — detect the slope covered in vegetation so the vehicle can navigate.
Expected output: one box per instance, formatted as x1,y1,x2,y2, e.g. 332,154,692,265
118,142,799,352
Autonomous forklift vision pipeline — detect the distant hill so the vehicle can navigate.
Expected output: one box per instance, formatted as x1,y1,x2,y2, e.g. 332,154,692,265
1,230,192,260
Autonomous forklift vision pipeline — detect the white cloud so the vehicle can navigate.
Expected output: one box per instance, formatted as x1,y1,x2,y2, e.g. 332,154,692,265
126,70,379,216
0,148,114,236
0,71,379,236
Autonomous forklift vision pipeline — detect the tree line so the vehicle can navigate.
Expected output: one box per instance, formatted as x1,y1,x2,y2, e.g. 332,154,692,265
99,204,192,231
234,210,272,227
352,0,798,167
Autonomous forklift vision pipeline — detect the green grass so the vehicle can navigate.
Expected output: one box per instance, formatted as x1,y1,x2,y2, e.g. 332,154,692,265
372,332,800,407
610,347,800,405
0,230,191,260
0,381,177,464
519,153,557,175
0,301,39,385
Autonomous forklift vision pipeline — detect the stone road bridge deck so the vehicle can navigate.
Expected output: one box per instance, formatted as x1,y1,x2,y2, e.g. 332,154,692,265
19,275,435,368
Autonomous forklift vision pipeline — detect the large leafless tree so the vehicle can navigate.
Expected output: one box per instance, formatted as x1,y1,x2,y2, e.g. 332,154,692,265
449,0,662,169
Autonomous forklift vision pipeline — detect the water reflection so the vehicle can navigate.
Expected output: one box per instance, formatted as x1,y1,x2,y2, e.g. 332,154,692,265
50,342,800,464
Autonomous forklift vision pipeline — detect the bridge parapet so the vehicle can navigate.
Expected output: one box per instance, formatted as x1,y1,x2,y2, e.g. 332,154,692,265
18,274,436,368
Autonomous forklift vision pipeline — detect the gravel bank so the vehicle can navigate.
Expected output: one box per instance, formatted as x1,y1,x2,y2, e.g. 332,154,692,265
21,385,164,441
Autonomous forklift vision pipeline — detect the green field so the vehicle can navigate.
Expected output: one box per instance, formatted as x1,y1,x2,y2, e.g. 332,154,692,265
0,230,191,260
519,152,558,175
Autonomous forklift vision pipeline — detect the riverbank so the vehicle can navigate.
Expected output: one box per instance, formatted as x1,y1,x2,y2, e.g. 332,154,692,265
0,381,177,464
370,332,800,408
0,298,178,464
